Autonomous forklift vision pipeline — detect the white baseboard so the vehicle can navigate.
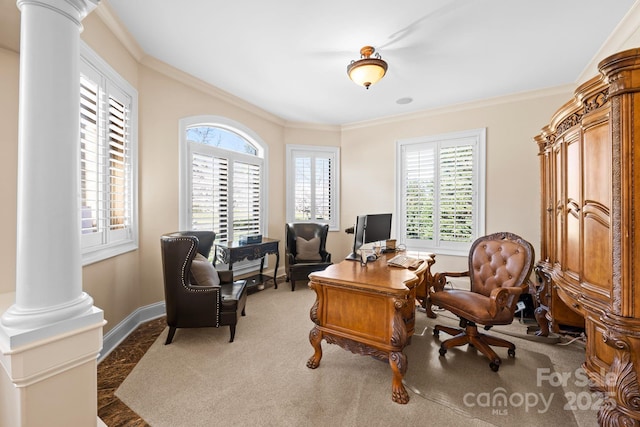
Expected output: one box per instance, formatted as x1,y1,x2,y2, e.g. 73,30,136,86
98,302,166,363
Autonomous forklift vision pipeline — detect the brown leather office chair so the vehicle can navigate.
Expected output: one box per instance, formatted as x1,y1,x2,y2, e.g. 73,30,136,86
285,223,332,291
429,232,534,371
160,231,247,344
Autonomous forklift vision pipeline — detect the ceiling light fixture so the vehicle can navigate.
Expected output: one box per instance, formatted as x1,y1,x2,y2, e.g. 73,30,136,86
347,46,388,89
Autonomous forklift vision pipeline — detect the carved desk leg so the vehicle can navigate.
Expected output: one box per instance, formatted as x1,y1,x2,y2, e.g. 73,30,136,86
389,351,409,404
307,287,323,369
389,301,410,404
306,326,323,369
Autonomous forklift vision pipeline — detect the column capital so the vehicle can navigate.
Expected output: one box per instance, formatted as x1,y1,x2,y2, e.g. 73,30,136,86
17,0,100,26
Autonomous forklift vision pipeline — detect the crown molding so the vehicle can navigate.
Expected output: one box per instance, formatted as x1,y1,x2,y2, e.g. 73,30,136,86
577,0,640,84
341,84,575,131
95,0,145,62
140,55,286,126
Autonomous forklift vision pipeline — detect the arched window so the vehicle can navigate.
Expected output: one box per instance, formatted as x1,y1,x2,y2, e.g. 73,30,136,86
179,116,268,252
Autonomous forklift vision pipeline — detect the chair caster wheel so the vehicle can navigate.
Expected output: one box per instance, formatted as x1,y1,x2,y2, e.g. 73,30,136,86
433,329,440,338
439,347,447,357
489,361,500,372
508,349,515,358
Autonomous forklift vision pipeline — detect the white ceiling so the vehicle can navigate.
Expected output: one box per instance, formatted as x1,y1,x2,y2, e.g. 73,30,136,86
4,0,638,125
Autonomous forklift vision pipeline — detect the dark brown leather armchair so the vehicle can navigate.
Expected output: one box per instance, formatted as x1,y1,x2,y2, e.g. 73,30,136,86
285,223,332,291
429,232,534,371
160,231,247,344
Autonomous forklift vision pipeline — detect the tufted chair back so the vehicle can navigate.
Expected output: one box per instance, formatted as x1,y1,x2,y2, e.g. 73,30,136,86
468,232,534,309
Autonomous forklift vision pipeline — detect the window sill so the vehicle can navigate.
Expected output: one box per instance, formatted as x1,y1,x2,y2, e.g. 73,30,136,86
82,241,138,266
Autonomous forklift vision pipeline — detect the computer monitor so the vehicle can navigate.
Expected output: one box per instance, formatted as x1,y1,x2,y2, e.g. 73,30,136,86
345,213,392,260
345,215,367,260
363,213,392,244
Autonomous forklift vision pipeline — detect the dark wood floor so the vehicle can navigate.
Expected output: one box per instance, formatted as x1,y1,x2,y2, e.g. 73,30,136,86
97,317,166,427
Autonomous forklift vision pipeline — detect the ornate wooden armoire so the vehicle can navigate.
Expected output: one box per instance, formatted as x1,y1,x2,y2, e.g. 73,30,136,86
534,48,640,426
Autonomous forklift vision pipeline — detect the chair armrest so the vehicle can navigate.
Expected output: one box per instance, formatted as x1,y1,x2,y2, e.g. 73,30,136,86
285,252,297,269
488,287,524,317
187,284,221,292
432,271,469,292
218,270,234,284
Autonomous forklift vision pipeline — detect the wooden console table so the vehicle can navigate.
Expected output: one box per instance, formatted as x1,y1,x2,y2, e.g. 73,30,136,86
214,238,280,289
306,253,429,404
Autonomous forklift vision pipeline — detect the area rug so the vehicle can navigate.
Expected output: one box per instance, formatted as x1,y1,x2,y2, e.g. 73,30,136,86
115,286,593,426
404,325,580,426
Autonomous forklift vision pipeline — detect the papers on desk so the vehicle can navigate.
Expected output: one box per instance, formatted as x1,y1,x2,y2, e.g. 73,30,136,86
387,255,424,269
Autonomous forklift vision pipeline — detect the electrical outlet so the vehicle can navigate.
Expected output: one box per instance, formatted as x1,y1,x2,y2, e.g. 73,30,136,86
515,301,526,313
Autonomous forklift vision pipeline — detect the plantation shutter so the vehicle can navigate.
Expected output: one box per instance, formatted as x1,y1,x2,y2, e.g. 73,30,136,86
191,152,229,240
294,157,311,220
403,146,435,241
80,75,101,241
399,130,483,254
290,149,335,224
80,70,133,249
439,145,474,242
232,161,261,240
107,92,131,238
314,157,332,221
79,41,138,264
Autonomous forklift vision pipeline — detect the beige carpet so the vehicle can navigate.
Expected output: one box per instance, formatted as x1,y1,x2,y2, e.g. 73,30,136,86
116,284,595,427
405,321,580,426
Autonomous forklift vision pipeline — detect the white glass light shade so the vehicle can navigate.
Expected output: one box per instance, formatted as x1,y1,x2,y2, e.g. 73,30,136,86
347,59,388,89
347,46,388,89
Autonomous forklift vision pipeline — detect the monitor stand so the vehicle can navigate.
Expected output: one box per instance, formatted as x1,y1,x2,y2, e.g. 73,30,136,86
345,252,360,261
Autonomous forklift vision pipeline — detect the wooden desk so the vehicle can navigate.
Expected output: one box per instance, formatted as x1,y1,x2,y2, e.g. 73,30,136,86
214,238,280,289
306,253,429,404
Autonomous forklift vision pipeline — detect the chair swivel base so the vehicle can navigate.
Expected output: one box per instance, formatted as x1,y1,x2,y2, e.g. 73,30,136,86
433,322,516,372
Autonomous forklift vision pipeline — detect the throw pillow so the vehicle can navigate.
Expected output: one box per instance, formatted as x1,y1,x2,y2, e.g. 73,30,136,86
190,253,221,287
295,236,322,261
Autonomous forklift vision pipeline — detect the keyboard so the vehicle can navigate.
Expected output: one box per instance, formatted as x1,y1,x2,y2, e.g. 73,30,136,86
387,254,423,269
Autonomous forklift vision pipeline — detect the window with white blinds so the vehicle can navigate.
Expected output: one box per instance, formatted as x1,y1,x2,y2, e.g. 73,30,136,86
80,42,138,265
396,129,485,256
180,118,267,263
286,145,340,231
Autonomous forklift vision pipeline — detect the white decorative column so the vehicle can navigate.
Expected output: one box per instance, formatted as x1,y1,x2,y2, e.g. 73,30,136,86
0,0,104,426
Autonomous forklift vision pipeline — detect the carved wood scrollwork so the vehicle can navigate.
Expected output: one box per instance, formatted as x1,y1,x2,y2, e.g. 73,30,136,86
309,284,320,324
557,112,582,136
584,89,609,113
540,88,608,151
390,300,408,348
533,264,551,337
324,334,389,362
597,332,640,426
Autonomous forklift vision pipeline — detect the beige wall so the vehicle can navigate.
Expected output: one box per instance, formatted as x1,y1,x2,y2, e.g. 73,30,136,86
283,125,343,258
340,92,571,273
0,47,18,295
1,4,639,333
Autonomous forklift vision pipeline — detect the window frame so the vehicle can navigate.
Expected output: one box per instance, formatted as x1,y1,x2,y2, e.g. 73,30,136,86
285,144,340,231
395,128,486,256
179,116,269,273
79,41,139,266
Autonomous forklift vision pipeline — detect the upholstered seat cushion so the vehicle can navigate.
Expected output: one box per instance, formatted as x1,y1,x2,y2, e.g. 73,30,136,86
190,253,221,287
430,289,514,325
295,236,322,261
